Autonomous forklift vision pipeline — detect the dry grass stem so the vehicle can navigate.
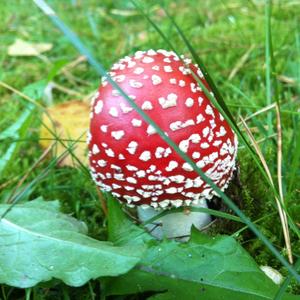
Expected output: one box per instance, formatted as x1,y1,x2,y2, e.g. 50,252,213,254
51,82,84,97
61,55,87,72
238,103,276,125
60,55,91,86
0,176,21,190
229,44,255,80
275,103,293,263
0,81,45,109
240,116,293,263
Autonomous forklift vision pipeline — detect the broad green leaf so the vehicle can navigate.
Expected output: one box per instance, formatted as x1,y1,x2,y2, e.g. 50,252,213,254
0,198,144,288
104,236,297,300
107,193,153,246
104,198,297,300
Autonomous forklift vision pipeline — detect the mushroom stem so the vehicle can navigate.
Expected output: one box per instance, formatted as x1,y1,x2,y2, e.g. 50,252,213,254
137,199,212,241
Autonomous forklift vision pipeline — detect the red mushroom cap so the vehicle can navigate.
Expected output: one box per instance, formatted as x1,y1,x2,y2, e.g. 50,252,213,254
88,49,238,209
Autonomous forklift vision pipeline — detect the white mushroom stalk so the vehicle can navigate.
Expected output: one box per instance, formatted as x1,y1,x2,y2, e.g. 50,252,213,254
88,49,238,240
137,199,212,241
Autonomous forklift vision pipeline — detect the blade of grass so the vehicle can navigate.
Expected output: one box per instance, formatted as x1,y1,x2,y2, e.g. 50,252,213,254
186,60,274,189
138,0,300,268
0,110,34,175
228,44,255,80
296,31,300,91
1,286,7,300
0,84,91,214
275,103,293,263
274,258,300,300
248,1,299,264
33,0,300,282
39,120,90,175
224,82,275,139
0,135,82,219
237,103,276,125
25,289,31,300
143,2,277,197
159,5,254,137
265,0,274,136
1,137,87,144
0,80,90,177
287,120,300,197
0,81,45,110
158,4,234,122
244,133,277,148
286,31,300,198
0,83,39,176
232,211,277,237
6,143,54,203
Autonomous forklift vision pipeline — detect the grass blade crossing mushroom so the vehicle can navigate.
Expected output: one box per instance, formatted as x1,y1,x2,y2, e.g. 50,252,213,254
88,49,238,239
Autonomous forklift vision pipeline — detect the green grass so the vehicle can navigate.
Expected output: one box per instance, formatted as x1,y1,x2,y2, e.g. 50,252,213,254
0,0,300,298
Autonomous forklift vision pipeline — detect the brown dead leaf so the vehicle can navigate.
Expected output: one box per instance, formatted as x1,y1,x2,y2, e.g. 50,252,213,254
39,100,90,167
8,39,53,56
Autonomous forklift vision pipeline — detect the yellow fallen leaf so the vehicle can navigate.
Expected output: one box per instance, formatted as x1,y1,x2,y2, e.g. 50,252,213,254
40,100,89,167
8,39,53,56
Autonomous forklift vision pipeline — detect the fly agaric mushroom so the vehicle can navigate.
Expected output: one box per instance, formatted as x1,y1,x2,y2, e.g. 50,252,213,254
88,49,238,239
